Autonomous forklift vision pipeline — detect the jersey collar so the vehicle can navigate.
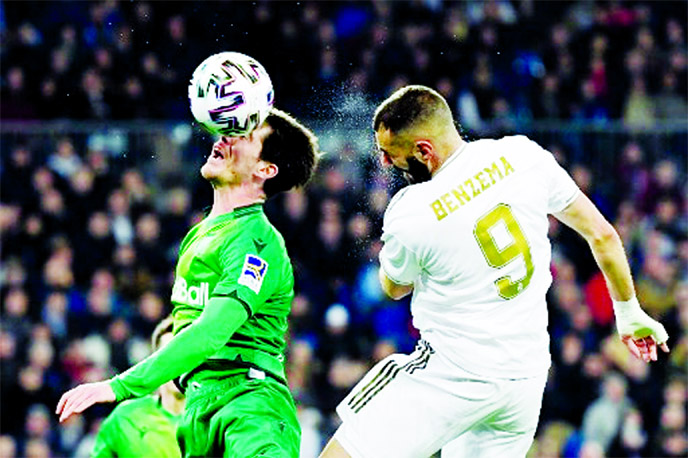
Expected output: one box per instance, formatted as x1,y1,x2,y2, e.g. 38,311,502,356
232,202,264,218
204,203,263,226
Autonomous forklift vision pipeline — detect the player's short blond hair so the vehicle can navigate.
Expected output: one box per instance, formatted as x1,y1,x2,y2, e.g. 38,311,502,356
151,315,175,351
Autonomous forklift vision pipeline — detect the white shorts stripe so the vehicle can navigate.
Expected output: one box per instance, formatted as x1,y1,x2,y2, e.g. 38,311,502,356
348,340,434,413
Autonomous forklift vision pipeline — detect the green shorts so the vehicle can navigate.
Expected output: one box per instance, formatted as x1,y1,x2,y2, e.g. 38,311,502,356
177,369,300,458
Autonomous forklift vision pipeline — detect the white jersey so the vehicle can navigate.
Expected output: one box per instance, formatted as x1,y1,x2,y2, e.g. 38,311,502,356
379,135,580,379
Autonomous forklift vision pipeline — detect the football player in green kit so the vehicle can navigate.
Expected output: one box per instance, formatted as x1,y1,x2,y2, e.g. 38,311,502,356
57,108,320,458
91,316,184,458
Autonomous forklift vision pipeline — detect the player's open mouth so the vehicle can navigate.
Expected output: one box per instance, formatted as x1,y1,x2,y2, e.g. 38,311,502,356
211,142,234,161
211,146,227,160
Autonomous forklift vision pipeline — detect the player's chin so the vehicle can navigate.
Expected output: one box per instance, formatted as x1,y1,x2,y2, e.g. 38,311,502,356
201,162,219,179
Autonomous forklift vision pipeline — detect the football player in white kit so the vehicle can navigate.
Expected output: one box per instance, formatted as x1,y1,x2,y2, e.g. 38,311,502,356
319,85,669,458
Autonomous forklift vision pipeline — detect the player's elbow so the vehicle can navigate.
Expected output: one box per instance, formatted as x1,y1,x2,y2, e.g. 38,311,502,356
383,283,413,300
592,221,620,245
588,220,620,251
379,268,413,300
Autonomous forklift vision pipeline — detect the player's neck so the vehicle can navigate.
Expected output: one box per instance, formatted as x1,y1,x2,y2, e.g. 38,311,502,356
208,184,265,218
444,136,466,160
432,136,466,176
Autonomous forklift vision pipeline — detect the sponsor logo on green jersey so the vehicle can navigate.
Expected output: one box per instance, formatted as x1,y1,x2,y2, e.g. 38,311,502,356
171,278,210,306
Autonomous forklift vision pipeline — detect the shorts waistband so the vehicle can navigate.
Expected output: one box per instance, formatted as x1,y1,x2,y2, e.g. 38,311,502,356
178,359,286,394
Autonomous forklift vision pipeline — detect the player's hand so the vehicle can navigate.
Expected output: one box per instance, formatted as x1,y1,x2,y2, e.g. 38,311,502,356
56,380,116,423
615,305,669,362
621,335,670,363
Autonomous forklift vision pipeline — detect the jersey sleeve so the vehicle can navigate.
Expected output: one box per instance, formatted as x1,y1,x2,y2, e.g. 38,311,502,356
211,231,285,316
379,189,422,285
110,295,249,401
379,232,420,285
534,141,580,213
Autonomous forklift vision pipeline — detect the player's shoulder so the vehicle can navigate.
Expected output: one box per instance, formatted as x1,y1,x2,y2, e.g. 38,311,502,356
483,135,555,167
384,184,430,227
489,134,543,151
382,184,436,242
252,211,288,250
222,208,283,244
229,211,290,264
385,187,413,216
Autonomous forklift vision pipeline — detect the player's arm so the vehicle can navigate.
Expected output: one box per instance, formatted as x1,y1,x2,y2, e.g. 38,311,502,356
379,268,413,299
57,296,249,422
554,193,634,300
553,193,669,361
378,232,418,300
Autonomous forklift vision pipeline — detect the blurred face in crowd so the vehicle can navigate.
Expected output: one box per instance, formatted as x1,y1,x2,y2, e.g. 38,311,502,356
24,438,50,458
138,292,164,321
135,214,160,243
0,435,16,458
0,331,16,359
87,212,110,237
201,125,276,189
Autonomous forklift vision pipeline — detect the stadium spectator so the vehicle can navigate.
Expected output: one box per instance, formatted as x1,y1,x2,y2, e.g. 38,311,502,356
581,371,636,454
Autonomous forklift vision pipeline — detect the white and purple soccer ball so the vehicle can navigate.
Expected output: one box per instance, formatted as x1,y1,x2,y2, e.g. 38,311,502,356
188,51,274,136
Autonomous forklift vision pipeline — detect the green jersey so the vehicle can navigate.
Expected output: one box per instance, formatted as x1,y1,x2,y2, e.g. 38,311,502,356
110,204,294,400
91,395,180,458
171,203,294,381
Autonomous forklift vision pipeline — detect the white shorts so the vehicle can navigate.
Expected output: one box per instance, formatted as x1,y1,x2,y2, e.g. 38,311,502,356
334,340,548,458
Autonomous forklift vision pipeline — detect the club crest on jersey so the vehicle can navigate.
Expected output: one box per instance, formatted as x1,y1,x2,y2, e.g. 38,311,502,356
238,254,268,293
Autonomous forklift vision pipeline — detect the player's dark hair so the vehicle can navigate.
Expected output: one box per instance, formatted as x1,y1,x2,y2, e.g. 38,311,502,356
372,85,452,133
151,315,175,351
261,108,320,198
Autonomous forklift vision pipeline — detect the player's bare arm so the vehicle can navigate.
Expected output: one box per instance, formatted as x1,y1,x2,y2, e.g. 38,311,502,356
378,267,413,300
553,193,669,362
553,193,633,299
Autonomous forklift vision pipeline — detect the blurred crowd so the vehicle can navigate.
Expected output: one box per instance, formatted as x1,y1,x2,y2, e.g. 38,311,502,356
1,1,687,458
1,0,687,126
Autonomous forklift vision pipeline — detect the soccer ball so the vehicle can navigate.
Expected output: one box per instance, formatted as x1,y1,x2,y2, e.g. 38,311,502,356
188,51,274,136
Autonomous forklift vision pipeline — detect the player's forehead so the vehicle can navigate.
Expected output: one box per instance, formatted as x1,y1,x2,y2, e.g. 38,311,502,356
375,126,399,151
375,126,410,155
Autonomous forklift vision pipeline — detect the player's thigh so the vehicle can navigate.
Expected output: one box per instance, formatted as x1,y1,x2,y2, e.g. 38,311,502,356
479,374,547,457
491,373,547,435
177,389,216,457
441,374,547,458
335,345,495,458
215,377,301,458
441,425,536,458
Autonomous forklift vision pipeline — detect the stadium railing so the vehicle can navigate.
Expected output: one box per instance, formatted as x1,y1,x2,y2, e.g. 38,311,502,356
1,120,686,185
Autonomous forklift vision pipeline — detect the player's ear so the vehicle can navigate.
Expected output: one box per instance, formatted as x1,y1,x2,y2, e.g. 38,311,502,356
414,140,434,164
257,162,278,180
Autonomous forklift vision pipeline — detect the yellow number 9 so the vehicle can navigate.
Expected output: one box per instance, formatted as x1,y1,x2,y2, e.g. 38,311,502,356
474,204,534,300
